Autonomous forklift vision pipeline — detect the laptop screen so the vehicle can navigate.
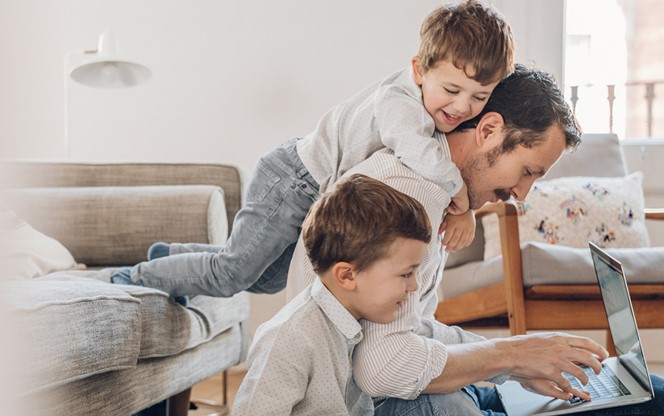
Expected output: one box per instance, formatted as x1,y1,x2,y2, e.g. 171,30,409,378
590,243,651,388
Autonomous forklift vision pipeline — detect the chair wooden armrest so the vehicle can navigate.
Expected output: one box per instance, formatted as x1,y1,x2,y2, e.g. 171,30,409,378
475,202,529,333
645,208,664,220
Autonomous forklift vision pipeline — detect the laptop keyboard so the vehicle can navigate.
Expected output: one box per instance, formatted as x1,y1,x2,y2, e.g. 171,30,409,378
565,365,631,403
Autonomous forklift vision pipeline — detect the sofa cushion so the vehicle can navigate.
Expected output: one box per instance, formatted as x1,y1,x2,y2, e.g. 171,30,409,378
482,172,650,259
7,276,142,393
10,269,250,394
6,185,228,266
441,242,664,299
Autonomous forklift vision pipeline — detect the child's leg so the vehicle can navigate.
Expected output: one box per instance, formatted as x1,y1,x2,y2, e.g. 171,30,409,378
128,138,319,297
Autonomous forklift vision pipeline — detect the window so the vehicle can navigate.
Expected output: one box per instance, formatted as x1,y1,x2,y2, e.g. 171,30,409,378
564,0,664,139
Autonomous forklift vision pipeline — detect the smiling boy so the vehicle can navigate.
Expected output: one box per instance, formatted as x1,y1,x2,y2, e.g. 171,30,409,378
232,174,432,415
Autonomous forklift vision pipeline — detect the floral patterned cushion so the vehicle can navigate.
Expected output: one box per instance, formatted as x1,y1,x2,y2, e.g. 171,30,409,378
482,172,650,260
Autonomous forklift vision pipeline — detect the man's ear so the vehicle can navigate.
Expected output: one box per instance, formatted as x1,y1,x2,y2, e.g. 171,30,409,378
411,56,423,86
476,112,505,149
330,262,357,291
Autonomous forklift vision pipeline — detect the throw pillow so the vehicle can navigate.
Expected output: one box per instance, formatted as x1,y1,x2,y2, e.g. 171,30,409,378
1,203,77,278
482,172,650,259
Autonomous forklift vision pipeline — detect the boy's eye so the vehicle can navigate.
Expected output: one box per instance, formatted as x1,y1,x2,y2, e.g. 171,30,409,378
401,272,413,278
524,169,533,177
473,96,488,102
444,88,459,94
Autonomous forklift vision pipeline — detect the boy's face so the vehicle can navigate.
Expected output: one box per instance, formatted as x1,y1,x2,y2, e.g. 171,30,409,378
413,58,499,133
351,237,427,324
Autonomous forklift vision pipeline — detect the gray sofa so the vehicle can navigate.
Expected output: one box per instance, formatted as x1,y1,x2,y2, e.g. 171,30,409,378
3,162,250,416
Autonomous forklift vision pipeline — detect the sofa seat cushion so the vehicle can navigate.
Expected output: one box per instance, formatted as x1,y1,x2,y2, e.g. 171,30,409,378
9,269,250,393
441,242,664,299
7,275,142,393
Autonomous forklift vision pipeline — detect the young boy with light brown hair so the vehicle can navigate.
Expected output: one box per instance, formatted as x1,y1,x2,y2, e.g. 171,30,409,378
233,174,432,415
112,0,515,302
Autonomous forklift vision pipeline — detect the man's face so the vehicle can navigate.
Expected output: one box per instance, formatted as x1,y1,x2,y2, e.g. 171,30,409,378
461,124,567,209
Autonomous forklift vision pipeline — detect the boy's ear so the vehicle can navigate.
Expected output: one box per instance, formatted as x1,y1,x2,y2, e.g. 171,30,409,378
411,56,424,86
476,112,505,149
330,262,357,291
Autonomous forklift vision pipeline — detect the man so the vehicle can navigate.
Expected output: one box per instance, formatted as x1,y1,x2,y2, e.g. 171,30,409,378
286,64,664,415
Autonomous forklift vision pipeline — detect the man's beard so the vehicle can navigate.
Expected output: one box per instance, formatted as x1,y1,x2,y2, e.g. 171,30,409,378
461,147,511,209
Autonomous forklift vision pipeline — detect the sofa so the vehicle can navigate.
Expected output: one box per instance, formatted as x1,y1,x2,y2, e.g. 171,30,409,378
2,162,250,416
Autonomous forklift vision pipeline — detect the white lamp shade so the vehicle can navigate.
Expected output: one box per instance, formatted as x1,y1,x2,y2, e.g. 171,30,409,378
69,31,151,88
70,59,151,88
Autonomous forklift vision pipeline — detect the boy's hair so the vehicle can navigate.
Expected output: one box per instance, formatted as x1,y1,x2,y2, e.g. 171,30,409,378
418,0,515,85
458,63,582,152
303,174,431,275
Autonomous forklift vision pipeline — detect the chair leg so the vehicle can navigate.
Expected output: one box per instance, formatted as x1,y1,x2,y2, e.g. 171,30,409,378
190,370,229,416
166,388,192,416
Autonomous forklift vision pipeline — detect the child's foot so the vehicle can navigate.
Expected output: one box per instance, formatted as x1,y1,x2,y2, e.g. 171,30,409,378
147,242,170,260
111,267,139,285
112,266,188,307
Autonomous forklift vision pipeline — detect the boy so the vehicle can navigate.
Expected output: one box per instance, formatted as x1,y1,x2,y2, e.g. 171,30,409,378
232,174,432,415
112,1,514,298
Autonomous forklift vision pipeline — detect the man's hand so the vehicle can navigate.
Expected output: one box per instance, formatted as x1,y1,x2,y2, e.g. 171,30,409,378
446,180,469,215
510,375,591,402
505,333,609,399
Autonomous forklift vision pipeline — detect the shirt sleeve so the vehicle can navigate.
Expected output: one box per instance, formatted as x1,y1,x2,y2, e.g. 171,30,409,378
373,84,463,197
233,327,311,415
353,314,448,400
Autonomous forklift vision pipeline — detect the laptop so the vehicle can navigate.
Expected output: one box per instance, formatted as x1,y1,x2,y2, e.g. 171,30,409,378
496,242,654,415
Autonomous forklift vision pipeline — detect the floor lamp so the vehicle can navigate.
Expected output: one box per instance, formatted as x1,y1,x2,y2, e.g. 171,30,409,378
64,31,151,159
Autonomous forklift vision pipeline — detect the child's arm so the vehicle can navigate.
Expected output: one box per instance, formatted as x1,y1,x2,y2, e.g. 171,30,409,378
375,83,463,196
445,180,469,216
439,209,476,253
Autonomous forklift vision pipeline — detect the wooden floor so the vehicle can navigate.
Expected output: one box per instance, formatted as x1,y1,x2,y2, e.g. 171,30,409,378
188,370,245,415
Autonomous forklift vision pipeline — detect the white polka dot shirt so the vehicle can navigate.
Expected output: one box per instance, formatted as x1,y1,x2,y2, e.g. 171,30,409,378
233,278,374,416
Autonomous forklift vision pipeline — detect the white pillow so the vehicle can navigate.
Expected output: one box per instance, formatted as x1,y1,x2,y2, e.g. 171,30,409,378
1,206,77,278
482,172,650,260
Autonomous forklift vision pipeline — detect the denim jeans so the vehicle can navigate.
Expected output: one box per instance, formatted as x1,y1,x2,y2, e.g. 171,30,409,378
373,385,505,416
131,137,320,297
373,376,664,416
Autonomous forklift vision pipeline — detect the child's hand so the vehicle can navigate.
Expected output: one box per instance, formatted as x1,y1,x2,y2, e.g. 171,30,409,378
439,209,476,252
446,180,469,215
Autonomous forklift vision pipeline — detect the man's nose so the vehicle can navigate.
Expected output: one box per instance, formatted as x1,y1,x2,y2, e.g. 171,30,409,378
511,176,538,201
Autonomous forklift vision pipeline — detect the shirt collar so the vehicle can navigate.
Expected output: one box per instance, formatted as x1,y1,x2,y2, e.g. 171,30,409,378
311,278,363,345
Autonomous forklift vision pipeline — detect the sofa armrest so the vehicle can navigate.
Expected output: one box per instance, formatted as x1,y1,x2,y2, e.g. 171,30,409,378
6,185,228,267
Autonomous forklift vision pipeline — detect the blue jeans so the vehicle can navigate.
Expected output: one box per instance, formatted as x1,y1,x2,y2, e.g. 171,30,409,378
373,375,664,415
130,137,319,297
373,385,505,416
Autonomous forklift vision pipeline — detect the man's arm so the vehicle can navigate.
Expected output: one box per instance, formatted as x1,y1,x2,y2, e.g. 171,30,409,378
422,333,609,401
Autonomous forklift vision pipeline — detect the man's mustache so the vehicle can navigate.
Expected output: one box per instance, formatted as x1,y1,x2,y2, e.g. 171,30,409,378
495,189,511,202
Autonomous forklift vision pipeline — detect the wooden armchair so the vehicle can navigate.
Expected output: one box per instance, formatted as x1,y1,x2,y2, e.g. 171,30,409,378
435,134,664,354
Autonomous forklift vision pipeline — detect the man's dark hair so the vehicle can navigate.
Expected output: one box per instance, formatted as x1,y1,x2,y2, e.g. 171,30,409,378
457,63,582,152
